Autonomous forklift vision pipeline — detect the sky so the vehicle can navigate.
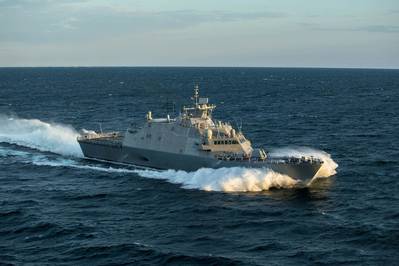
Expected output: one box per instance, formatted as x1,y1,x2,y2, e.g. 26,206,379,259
0,0,398,68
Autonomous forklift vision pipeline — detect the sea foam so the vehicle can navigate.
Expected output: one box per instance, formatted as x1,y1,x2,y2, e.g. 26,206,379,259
269,147,338,178
0,115,83,157
136,167,298,192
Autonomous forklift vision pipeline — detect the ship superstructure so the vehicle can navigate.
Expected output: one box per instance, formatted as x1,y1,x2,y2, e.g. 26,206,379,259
78,86,323,183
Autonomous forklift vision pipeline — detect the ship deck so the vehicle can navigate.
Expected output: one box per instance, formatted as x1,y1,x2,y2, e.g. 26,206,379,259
77,132,124,147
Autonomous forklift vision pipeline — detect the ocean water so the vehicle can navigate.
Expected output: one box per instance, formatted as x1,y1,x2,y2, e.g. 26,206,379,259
0,67,398,265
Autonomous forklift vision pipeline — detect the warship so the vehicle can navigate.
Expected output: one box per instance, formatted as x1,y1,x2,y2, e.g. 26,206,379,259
77,86,323,183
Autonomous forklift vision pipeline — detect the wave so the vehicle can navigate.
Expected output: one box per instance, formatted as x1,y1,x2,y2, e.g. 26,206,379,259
0,115,82,157
0,146,30,157
136,167,298,192
12,149,333,192
31,156,138,174
29,155,298,192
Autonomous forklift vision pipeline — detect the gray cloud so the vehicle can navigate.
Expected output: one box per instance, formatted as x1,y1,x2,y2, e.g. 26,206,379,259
0,0,31,8
299,22,399,34
357,25,399,33
0,0,88,7
0,7,285,43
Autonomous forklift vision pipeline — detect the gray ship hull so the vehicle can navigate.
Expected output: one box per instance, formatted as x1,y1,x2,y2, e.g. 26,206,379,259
78,140,322,183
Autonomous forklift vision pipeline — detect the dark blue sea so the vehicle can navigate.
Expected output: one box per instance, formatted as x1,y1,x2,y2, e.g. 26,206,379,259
0,67,398,265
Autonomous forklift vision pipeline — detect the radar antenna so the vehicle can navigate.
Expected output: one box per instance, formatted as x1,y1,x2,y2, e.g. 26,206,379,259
193,84,199,106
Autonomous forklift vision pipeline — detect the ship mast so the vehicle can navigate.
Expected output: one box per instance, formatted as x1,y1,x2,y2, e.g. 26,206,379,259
193,84,200,106
182,85,216,120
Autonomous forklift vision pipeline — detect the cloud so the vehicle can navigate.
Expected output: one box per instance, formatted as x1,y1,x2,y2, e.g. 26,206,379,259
0,6,285,44
357,25,399,33
195,10,285,22
0,0,87,8
0,0,29,8
299,22,399,34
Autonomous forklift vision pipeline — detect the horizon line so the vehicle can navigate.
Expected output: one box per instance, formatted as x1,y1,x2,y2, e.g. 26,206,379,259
0,65,398,70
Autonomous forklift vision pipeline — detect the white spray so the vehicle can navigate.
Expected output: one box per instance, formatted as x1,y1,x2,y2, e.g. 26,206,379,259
136,167,298,192
135,147,338,191
269,146,338,178
0,115,83,157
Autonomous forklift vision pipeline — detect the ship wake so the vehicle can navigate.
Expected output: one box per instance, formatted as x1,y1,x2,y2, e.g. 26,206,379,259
26,154,300,192
0,115,338,192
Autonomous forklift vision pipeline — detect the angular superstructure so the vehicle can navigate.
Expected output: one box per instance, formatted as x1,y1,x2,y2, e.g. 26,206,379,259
78,85,323,183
